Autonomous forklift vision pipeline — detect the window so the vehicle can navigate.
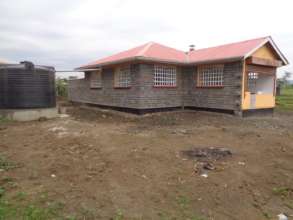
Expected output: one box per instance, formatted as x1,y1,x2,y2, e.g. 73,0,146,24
154,65,177,87
114,65,131,88
248,72,258,80
197,64,224,87
90,71,102,89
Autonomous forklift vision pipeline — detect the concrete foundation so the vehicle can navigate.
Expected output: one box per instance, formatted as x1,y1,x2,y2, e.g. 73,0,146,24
0,108,58,121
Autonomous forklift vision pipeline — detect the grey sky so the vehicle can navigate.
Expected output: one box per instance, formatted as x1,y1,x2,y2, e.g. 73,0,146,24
0,0,292,78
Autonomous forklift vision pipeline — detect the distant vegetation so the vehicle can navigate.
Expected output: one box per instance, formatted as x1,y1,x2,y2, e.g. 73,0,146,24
276,85,293,111
56,78,68,97
277,71,292,88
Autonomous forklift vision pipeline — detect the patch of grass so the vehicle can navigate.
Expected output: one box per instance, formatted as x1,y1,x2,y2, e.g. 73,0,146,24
272,187,293,197
113,209,124,220
13,192,27,201
0,190,72,220
174,195,206,220
1,177,14,184
0,188,5,199
0,116,11,123
38,192,49,203
262,211,272,219
79,206,96,220
276,86,293,111
0,155,19,171
176,195,190,208
285,200,293,209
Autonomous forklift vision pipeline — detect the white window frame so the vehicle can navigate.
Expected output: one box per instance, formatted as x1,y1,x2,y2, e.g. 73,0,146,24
154,65,177,87
90,71,102,89
197,64,224,87
114,65,131,88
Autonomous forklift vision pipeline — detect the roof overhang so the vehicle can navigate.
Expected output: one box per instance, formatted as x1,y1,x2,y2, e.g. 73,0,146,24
76,56,187,71
76,37,289,70
244,36,289,66
186,56,244,66
77,56,249,70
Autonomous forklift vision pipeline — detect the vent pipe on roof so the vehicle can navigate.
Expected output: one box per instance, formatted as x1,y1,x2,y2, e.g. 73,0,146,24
189,44,195,51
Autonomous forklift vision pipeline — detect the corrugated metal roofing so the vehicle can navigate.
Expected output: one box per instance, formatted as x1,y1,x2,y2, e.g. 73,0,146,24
78,36,287,69
187,37,267,63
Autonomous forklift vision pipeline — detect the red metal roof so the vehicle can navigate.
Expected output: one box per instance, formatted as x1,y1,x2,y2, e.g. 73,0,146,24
81,42,187,68
187,37,267,63
78,36,287,69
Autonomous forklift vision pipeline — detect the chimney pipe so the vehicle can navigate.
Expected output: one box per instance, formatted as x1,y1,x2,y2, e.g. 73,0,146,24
189,44,195,52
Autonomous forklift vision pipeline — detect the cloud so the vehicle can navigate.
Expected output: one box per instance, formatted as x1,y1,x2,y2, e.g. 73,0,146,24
0,0,292,78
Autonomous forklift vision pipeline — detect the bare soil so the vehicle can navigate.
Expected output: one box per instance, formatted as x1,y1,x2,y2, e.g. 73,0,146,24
1,106,293,220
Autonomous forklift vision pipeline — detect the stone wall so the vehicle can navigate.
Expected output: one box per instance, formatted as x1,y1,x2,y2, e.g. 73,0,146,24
68,62,243,113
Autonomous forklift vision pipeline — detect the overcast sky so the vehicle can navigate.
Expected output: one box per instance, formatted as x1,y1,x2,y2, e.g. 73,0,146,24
0,0,292,78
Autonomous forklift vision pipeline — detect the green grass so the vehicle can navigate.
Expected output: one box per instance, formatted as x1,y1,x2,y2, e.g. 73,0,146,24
0,189,75,220
272,186,293,197
276,86,293,111
0,116,11,123
113,209,124,220
0,155,19,171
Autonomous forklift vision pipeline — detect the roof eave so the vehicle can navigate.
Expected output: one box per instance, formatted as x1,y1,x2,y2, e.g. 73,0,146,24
75,56,187,70
76,56,244,70
187,56,244,66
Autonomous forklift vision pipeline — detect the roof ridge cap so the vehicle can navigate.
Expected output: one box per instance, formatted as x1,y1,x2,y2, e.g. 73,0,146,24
137,42,154,56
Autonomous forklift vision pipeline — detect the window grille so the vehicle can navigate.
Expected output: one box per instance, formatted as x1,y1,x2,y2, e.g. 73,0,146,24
90,71,102,89
154,65,177,87
197,64,224,87
114,66,131,88
248,72,258,80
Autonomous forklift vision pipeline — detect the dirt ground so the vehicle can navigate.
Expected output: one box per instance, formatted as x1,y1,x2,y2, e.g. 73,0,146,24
1,106,293,220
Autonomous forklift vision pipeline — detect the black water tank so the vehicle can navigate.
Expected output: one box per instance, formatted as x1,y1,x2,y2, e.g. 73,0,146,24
0,61,56,109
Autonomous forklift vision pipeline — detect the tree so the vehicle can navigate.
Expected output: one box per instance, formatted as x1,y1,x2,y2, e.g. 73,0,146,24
281,71,292,86
56,78,68,97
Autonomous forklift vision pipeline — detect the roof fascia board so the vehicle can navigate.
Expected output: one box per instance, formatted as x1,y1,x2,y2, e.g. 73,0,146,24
244,37,289,65
186,56,244,66
78,56,245,69
267,37,289,65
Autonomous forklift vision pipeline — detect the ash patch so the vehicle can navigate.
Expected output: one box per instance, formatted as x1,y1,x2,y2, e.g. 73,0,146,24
180,147,233,177
181,147,232,161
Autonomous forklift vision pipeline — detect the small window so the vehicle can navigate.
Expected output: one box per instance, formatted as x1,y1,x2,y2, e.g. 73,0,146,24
197,64,224,87
154,65,177,87
114,65,131,88
90,71,102,89
248,72,258,80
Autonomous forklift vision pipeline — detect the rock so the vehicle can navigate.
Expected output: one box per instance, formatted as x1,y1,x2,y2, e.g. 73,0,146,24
238,161,246,166
278,213,288,220
203,162,215,170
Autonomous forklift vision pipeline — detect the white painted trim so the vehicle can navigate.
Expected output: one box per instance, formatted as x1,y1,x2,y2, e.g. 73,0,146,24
244,37,289,65
267,37,289,65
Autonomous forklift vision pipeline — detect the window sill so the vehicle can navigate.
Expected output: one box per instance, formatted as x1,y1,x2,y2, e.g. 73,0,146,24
153,85,177,88
90,87,102,90
114,87,131,89
196,86,224,88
